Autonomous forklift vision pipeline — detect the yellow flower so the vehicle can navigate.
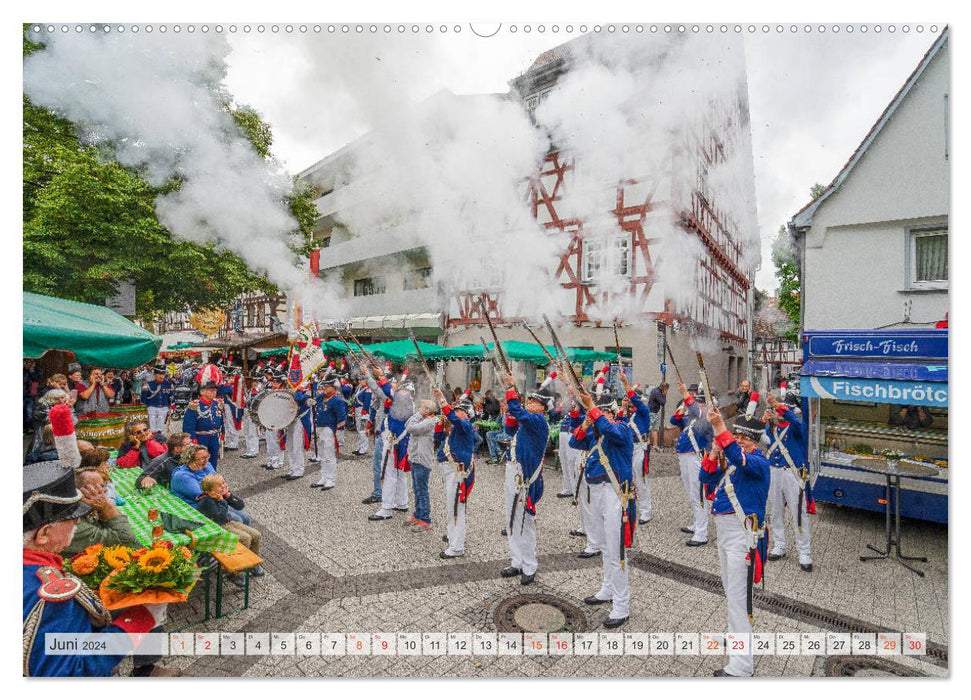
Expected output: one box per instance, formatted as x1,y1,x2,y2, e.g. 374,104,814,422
179,546,193,560
84,544,104,556
103,545,131,569
72,554,99,575
137,548,173,573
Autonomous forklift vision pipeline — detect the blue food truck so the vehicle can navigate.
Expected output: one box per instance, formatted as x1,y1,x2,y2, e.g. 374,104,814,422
799,328,948,524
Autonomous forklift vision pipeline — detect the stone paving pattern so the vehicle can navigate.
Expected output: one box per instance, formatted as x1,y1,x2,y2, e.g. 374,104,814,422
160,427,948,678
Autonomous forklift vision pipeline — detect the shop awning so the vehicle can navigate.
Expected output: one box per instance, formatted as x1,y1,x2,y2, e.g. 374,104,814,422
800,359,947,383
800,359,947,408
23,292,162,369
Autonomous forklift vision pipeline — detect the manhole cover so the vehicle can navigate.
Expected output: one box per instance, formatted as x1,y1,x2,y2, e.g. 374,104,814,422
494,593,588,633
824,656,922,677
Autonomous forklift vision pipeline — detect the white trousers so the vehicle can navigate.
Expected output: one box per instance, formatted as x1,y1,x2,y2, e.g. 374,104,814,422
355,412,370,454
439,464,467,555
505,461,538,576
315,427,339,487
558,432,579,495
768,467,813,564
241,412,261,456
223,405,240,448
147,406,169,434
587,482,630,619
377,438,409,514
578,480,601,553
266,429,285,469
715,515,755,677
285,421,307,476
632,442,653,521
678,452,710,541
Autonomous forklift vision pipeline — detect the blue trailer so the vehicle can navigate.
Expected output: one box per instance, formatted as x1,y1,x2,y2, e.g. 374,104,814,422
800,328,948,524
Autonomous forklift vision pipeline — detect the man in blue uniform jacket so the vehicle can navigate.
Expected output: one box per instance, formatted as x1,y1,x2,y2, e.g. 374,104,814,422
182,380,224,470
670,382,714,546
570,391,636,628
762,391,814,571
619,372,653,524
140,366,172,434
23,461,161,676
698,410,771,678
311,375,347,490
434,389,476,559
501,372,550,586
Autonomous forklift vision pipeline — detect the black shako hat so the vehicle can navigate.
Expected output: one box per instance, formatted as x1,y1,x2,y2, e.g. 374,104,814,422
732,416,766,440
23,461,91,532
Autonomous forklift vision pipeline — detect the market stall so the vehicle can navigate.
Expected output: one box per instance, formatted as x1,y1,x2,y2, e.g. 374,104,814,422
800,328,948,524
23,292,162,369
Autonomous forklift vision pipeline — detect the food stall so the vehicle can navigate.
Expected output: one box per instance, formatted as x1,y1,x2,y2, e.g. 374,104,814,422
800,328,948,524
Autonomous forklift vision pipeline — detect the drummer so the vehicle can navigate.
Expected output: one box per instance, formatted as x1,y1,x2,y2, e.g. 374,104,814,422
261,372,288,472
240,376,263,459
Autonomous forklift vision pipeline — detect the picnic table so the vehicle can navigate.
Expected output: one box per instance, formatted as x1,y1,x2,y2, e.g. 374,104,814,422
111,466,238,554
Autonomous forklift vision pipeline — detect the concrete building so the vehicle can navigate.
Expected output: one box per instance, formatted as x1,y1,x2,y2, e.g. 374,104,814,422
789,29,949,331
299,35,760,407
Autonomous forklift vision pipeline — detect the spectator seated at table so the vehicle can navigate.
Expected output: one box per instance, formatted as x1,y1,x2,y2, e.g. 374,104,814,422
137,432,191,491
889,405,934,430
197,474,264,579
170,444,216,507
61,468,140,558
78,448,121,503
25,425,60,465
115,421,167,469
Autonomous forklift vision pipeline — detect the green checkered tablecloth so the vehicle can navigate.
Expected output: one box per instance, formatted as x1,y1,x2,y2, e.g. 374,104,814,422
111,466,238,553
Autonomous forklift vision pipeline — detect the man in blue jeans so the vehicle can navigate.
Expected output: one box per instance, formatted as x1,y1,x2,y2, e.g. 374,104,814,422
405,400,439,531
485,403,510,464
362,362,390,504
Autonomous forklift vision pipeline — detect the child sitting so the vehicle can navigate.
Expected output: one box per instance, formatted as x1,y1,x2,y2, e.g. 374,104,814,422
197,474,265,578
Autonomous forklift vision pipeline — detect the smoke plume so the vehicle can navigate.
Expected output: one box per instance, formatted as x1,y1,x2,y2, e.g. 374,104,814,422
22,28,345,320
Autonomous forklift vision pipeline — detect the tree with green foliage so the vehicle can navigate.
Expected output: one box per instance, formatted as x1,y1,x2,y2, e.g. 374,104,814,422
769,183,824,341
22,33,318,324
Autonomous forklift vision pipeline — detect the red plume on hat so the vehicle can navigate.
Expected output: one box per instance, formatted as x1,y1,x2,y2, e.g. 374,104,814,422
196,363,223,388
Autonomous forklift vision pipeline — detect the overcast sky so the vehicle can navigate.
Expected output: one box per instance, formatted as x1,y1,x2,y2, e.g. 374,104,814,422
222,24,941,293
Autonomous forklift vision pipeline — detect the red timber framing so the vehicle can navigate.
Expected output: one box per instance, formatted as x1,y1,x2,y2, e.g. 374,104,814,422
450,113,752,347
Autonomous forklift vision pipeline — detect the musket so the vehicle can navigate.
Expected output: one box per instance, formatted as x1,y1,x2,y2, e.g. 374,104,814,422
613,320,625,396
665,343,684,384
696,351,716,412
479,336,505,382
521,320,564,392
520,321,558,365
333,327,364,370
311,375,319,461
408,330,438,391
542,313,587,397
479,299,511,377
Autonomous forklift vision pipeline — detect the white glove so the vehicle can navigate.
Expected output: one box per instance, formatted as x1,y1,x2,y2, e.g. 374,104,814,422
143,602,169,627
306,398,317,407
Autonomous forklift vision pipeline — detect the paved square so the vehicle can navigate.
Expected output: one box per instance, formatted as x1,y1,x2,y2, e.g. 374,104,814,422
162,429,948,678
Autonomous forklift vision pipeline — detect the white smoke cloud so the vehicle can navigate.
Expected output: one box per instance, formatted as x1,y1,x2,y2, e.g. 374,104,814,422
532,33,759,327
22,29,345,321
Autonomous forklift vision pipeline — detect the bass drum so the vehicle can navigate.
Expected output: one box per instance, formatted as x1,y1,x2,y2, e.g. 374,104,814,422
250,390,299,431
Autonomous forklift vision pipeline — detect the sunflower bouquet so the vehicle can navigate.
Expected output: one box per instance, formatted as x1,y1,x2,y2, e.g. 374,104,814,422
97,541,201,610
65,543,123,590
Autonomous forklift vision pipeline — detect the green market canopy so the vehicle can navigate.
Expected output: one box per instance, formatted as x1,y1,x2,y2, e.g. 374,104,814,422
269,337,615,366
23,292,162,369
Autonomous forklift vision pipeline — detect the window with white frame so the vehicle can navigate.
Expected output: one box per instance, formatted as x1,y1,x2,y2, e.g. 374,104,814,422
583,236,631,282
910,227,948,289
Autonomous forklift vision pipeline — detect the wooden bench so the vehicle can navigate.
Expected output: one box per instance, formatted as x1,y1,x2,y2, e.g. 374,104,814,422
205,543,263,619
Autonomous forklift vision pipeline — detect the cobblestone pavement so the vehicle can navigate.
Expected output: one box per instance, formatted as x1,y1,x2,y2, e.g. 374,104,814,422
160,428,948,678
